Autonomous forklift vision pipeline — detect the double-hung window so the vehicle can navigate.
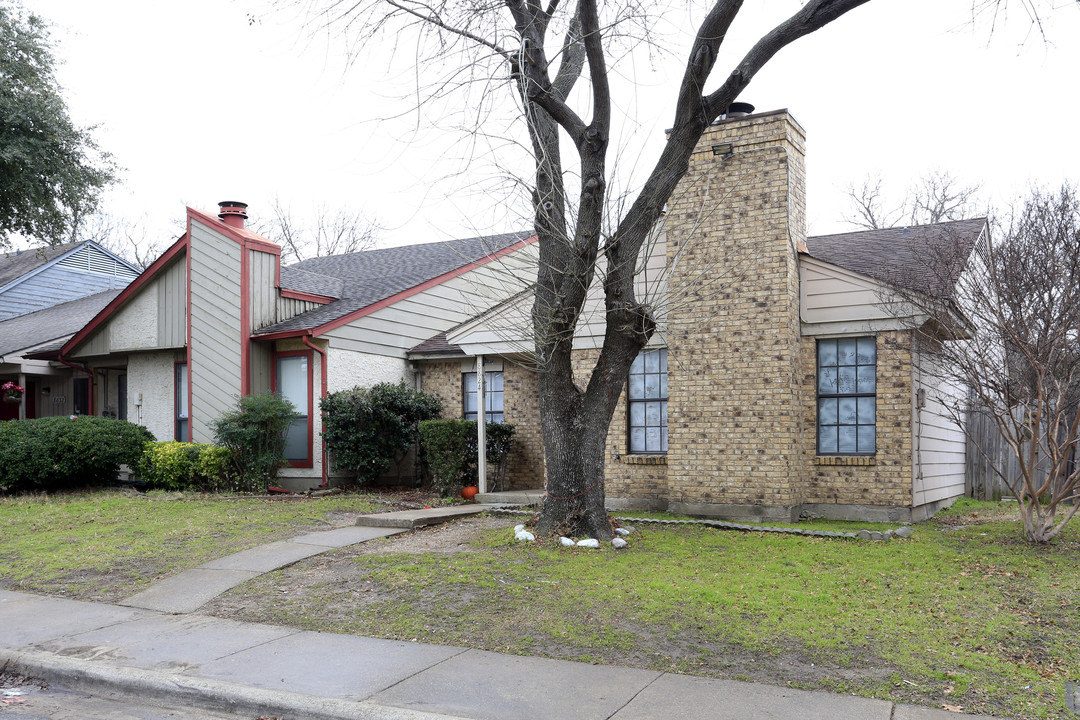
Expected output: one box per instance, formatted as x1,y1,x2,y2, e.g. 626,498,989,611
817,337,876,454
628,348,668,453
463,371,504,423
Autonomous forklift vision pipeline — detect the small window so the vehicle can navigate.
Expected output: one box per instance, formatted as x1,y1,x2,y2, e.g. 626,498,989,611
175,363,188,442
463,371,504,423
817,337,876,455
628,348,668,453
73,377,90,416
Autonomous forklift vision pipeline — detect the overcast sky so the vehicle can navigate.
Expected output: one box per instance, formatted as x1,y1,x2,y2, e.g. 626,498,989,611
18,0,1080,252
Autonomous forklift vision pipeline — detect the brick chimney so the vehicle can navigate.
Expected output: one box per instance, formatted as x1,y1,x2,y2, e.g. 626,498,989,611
217,201,248,229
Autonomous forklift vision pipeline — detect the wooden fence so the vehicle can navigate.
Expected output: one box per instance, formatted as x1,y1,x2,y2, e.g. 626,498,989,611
965,406,1077,501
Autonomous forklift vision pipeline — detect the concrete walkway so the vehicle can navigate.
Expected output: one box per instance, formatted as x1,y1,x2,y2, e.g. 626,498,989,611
0,506,1008,720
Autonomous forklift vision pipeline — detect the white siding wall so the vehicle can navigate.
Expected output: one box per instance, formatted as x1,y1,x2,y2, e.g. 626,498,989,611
127,351,181,441
189,222,243,443
800,257,910,331
324,245,538,357
912,346,968,506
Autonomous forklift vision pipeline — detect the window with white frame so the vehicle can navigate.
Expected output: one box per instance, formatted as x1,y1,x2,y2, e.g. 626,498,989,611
817,337,876,455
463,371,504,423
628,348,668,453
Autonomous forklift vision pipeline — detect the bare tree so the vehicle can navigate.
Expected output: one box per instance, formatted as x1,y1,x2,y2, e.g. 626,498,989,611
290,0,902,539
69,210,169,270
251,197,381,264
900,185,1079,543
845,171,981,230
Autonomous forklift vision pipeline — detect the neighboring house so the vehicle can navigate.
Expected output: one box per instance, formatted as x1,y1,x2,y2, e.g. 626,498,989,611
36,202,537,488
0,241,140,421
408,109,987,522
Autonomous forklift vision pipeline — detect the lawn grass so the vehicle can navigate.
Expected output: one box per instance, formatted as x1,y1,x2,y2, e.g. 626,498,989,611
223,498,1079,719
2,492,1076,718
0,490,381,600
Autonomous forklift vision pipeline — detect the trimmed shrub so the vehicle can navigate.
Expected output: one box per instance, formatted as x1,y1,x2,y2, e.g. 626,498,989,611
211,393,296,492
321,382,442,484
0,416,154,493
419,420,516,496
137,441,232,492
419,419,477,496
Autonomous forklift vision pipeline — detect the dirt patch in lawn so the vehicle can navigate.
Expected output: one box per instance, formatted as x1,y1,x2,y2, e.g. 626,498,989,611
199,513,897,696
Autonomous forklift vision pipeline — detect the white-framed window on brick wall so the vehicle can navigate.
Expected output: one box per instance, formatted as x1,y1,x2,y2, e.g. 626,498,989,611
817,337,876,455
628,348,668,453
463,371,504,423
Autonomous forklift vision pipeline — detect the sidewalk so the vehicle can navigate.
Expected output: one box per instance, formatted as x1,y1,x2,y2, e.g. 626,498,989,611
0,508,1005,720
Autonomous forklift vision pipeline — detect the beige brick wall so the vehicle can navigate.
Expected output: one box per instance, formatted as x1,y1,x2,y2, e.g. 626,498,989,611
417,357,545,490
799,331,913,508
663,111,807,515
571,350,670,507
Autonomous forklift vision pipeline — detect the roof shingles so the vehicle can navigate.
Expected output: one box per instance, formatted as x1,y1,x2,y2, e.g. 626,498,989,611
260,231,532,336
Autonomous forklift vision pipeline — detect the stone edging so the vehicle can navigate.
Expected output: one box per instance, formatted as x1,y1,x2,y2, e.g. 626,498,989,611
483,506,914,541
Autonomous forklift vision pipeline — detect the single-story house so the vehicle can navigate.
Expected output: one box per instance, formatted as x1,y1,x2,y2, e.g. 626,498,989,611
35,203,538,487
0,241,140,421
406,109,985,522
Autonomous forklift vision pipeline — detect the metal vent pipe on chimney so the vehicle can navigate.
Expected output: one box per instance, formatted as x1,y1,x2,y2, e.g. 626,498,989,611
217,201,248,229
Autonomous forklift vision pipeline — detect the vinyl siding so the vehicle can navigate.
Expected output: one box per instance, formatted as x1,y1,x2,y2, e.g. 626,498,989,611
249,249,279,332
800,256,906,326
325,249,537,357
188,221,243,442
912,346,967,506
68,255,187,359
0,261,136,320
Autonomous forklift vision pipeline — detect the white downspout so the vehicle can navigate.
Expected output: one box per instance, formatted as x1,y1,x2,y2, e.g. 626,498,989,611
476,355,487,493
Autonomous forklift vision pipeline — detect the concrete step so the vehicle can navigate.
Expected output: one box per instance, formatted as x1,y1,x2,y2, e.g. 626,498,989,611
476,489,545,506
354,504,487,529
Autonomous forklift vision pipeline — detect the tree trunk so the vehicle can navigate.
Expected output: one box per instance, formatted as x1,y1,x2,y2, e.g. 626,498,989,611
534,367,612,540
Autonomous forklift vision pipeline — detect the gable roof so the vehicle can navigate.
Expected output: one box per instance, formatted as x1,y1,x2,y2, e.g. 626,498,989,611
257,231,535,337
0,290,122,359
0,242,82,287
805,218,987,298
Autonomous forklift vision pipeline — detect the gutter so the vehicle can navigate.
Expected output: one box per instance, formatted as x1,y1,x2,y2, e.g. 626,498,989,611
301,335,329,488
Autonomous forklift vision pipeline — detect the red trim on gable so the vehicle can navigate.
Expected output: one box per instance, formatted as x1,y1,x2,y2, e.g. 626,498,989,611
241,241,251,396
254,234,538,341
60,234,189,356
186,207,280,252
280,289,335,304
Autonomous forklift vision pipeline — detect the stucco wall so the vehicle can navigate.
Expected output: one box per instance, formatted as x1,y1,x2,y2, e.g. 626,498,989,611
327,347,411,392
109,285,158,350
127,350,183,441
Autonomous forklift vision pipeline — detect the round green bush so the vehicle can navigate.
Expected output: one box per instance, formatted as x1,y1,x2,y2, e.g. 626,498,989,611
0,416,154,493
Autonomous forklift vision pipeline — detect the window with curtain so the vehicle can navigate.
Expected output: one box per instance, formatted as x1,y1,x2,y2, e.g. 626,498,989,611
817,337,876,454
628,348,668,453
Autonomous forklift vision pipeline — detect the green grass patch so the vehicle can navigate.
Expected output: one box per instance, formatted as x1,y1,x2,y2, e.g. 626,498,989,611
220,503,1079,719
0,490,380,599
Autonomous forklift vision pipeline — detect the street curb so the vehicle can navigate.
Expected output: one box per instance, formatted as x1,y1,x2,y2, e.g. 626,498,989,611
0,647,468,720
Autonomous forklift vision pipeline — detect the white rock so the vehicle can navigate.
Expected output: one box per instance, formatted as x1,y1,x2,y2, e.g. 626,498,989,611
576,538,600,548
614,528,631,536
612,538,629,549
514,524,525,533
559,536,575,546
515,530,536,542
